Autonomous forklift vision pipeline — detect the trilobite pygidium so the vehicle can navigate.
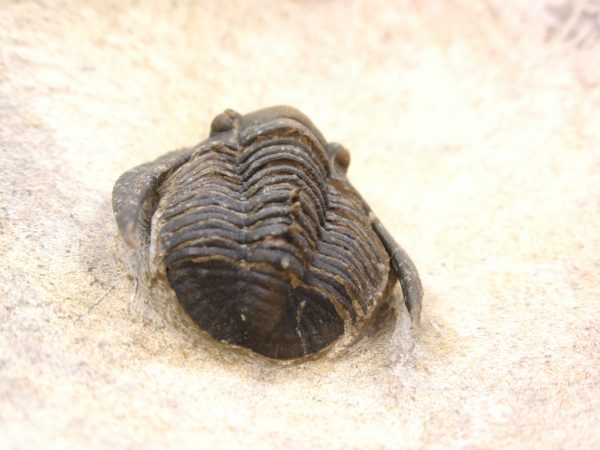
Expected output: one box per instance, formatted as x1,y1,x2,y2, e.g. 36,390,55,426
112,106,422,360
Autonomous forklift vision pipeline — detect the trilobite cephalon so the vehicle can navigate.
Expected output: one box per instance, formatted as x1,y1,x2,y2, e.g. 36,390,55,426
112,106,422,360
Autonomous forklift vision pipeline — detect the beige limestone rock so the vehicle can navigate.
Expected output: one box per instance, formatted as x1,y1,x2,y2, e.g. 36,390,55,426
1,1,599,448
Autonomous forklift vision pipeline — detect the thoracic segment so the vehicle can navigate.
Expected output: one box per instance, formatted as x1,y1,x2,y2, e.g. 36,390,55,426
155,125,389,359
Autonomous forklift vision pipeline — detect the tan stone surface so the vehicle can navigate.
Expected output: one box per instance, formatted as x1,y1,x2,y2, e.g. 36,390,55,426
1,1,599,448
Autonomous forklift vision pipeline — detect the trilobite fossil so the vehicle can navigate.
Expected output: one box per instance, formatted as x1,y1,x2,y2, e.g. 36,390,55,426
112,106,423,360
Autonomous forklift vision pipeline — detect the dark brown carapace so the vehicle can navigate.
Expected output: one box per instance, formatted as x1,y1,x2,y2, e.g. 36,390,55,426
112,106,422,360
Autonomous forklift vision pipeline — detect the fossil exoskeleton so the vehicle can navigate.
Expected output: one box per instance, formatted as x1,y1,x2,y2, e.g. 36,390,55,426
112,106,422,360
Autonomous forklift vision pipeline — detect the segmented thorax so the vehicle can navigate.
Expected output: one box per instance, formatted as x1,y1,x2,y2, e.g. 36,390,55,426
153,109,390,359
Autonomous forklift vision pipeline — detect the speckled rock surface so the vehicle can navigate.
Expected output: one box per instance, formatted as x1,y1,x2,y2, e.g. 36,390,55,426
1,1,599,449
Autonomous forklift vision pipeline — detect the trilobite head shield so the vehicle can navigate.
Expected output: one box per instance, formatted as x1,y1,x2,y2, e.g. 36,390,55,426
113,106,422,360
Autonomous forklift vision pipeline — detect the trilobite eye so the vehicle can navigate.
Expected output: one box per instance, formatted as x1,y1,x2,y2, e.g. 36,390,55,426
210,112,234,133
334,146,351,170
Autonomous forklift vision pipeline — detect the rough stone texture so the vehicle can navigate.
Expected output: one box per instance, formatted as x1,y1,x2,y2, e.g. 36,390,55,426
1,1,599,449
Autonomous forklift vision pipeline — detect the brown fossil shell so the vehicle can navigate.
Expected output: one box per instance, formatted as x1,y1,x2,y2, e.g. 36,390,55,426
112,106,422,360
